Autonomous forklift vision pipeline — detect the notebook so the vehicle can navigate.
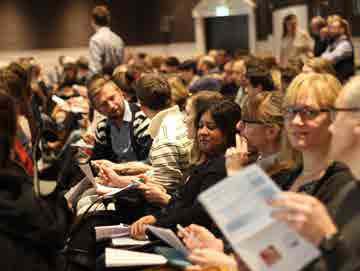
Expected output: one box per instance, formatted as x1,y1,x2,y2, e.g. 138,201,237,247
105,248,167,267
95,224,130,241
111,237,151,247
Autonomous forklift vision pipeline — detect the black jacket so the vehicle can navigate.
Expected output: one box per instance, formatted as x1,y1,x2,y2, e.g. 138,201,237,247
304,181,360,271
0,162,70,271
154,157,227,233
273,162,358,271
273,162,353,206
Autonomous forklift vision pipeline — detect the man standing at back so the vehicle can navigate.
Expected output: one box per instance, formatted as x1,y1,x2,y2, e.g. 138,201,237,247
89,5,124,77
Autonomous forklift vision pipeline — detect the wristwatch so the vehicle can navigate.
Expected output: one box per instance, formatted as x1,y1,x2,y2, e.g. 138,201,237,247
319,232,343,253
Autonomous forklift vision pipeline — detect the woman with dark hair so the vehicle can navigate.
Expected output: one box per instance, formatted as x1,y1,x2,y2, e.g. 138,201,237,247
280,14,313,67
130,99,241,239
0,91,70,271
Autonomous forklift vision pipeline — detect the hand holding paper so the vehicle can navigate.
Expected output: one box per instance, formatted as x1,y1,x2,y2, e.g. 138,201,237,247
270,192,338,246
198,165,321,271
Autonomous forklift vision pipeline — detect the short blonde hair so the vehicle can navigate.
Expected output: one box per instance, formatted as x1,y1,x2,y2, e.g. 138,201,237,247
284,73,342,108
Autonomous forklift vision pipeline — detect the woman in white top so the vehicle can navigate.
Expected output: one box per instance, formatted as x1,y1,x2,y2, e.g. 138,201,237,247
280,14,313,67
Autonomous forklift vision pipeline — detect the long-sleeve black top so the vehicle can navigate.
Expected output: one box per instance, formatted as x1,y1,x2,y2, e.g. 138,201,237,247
154,157,227,233
273,162,360,271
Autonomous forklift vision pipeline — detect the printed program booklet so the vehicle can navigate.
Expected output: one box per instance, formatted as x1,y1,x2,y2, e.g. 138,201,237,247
198,164,321,271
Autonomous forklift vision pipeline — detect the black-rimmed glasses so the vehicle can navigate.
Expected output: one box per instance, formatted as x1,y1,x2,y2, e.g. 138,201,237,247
241,119,280,126
329,107,360,121
282,106,331,121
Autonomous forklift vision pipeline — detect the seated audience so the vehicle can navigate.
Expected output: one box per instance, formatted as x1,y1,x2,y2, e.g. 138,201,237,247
98,74,192,193
130,99,241,239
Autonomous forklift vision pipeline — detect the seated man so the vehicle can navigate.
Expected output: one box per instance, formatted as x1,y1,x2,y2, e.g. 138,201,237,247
88,76,152,162
98,74,192,193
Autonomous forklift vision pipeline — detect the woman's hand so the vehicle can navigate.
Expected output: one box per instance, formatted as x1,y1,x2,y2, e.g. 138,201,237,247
270,192,338,246
188,249,237,270
225,134,249,176
130,215,157,240
178,224,224,252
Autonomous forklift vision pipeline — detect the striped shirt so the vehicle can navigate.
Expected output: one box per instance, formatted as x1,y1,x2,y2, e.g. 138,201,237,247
148,106,192,192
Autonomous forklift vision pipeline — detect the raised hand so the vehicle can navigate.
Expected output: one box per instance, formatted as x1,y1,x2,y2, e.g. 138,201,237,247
225,134,249,176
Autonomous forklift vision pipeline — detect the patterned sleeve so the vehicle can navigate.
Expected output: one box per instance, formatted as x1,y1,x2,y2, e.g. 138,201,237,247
149,139,191,193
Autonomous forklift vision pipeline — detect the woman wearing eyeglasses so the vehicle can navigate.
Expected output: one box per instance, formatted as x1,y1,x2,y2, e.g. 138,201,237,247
268,76,360,271
226,91,292,184
182,74,357,271
275,72,354,203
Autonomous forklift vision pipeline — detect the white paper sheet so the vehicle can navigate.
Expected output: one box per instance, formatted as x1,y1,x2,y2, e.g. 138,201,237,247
105,248,167,267
95,224,130,241
198,164,321,271
111,237,151,247
79,163,124,196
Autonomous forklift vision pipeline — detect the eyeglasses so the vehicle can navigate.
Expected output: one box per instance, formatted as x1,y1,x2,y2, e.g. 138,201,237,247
329,107,360,121
241,119,279,126
282,106,331,121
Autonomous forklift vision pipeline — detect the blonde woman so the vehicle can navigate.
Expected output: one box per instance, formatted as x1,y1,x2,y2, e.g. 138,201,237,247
276,73,353,200
270,75,360,271
226,91,287,179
